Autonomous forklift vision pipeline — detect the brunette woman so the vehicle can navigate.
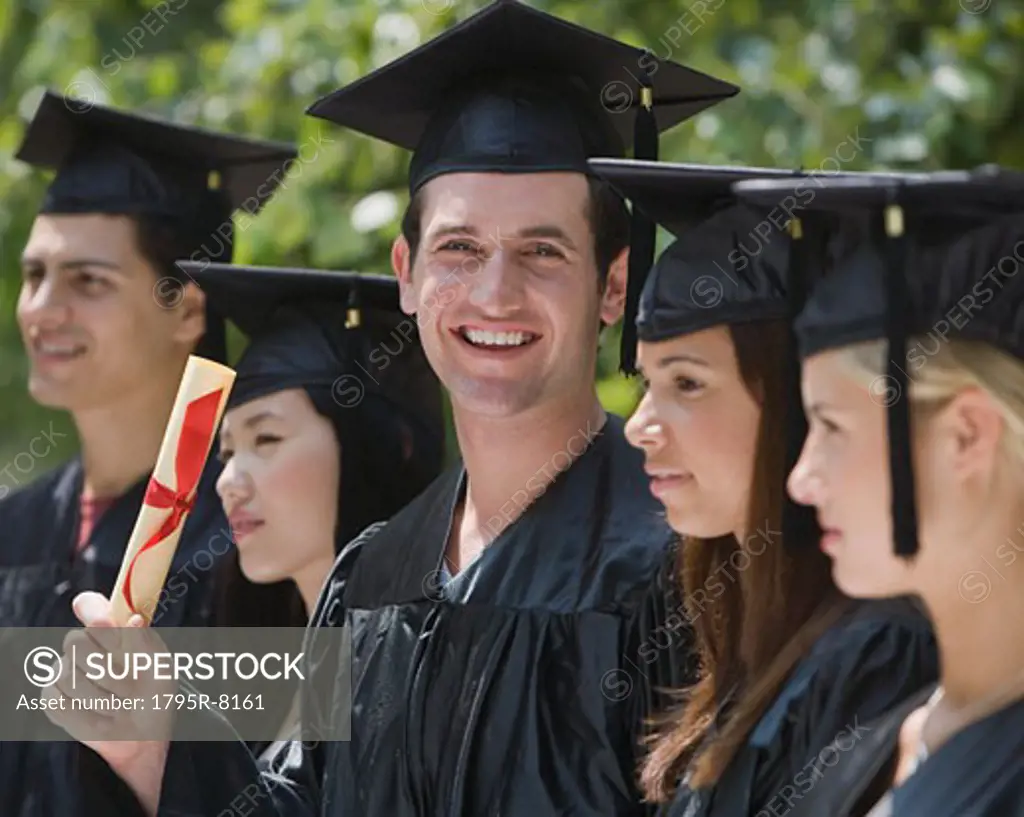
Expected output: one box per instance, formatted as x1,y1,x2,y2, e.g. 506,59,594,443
591,159,939,817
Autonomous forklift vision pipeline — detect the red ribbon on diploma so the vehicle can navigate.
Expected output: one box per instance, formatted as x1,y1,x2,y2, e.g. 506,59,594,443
122,388,224,616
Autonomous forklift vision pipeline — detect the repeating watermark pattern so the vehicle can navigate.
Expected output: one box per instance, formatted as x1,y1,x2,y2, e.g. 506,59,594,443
601,521,781,702
150,527,236,622
687,129,873,311
418,420,604,600
690,275,725,309
153,129,336,308
153,275,187,310
420,558,455,602
64,0,190,112
958,521,1024,603
420,0,455,15
600,0,727,114
868,238,1024,408
753,717,873,817
331,374,365,409
478,421,601,541
0,423,69,499
329,225,513,409
960,0,992,13
215,782,275,817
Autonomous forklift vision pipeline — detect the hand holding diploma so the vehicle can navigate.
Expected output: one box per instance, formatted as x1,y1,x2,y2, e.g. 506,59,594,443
41,356,235,816
42,593,174,817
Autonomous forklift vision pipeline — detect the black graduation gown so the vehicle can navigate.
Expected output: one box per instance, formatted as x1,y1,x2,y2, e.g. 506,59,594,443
154,414,695,817
803,684,1024,817
660,598,939,817
888,695,1024,816
0,457,230,817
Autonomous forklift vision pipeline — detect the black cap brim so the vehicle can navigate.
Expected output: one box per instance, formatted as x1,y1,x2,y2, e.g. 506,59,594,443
177,261,400,339
589,158,807,236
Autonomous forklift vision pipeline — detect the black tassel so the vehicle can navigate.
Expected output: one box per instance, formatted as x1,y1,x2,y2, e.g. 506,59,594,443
882,202,920,557
196,304,228,364
782,216,822,550
620,53,658,375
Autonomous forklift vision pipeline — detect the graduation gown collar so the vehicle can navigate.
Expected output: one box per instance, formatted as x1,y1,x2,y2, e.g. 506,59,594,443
892,694,1024,815
344,413,664,609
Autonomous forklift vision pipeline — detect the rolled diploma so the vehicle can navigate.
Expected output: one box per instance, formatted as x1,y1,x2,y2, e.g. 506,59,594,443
109,355,236,625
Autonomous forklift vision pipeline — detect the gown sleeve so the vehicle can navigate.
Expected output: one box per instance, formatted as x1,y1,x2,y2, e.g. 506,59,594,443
736,599,939,817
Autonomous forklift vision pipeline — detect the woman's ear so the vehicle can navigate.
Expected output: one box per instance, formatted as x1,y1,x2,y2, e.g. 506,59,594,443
940,387,1005,481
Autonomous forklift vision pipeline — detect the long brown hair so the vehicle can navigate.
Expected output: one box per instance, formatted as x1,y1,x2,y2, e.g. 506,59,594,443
641,320,849,802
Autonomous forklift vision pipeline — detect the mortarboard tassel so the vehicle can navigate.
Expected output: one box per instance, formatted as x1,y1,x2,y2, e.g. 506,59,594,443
620,55,659,375
882,201,920,557
192,183,232,364
196,306,228,365
344,279,373,372
782,217,822,550
345,281,363,330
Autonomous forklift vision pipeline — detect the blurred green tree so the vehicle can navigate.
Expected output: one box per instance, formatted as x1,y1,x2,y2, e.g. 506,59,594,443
1,0,1021,469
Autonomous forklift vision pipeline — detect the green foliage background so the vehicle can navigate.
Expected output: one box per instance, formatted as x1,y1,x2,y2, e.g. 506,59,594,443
1,0,1022,471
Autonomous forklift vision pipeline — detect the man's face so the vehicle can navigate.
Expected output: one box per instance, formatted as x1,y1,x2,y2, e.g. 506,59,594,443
392,172,627,418
17,213,204,411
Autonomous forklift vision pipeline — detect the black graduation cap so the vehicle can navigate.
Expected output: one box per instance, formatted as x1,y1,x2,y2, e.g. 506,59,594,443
17,90,297,229
589,159,807,239
306,0,739,373
733,165,1024,556
589,159,810,337
588,158,820,548
180,262,446,553
16,91,298,361
175,261,411,406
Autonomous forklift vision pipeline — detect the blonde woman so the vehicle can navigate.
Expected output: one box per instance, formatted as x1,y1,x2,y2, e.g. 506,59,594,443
734,169,1024,815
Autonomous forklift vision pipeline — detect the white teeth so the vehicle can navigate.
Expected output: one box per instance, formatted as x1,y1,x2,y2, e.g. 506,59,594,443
463,329,534,347
38,342,82,355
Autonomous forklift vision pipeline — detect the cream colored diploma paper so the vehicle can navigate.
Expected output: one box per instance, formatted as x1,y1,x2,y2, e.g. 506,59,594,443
109,355,235,625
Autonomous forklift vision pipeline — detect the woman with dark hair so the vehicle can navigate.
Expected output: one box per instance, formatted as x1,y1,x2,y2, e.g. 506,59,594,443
184,261,446,743
590,159,939,817
198,265,444,628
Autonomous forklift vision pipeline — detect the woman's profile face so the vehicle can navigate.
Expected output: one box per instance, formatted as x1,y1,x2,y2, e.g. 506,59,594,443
216,388,340,587
788,350,918,597
626,326,761,539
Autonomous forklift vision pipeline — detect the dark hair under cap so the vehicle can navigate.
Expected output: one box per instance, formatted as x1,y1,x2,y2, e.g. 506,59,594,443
16,90,297,363
187,263,446,633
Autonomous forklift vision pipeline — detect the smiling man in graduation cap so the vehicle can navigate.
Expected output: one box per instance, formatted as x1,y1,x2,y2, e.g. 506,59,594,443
72,2,737,816
0,90,295,817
